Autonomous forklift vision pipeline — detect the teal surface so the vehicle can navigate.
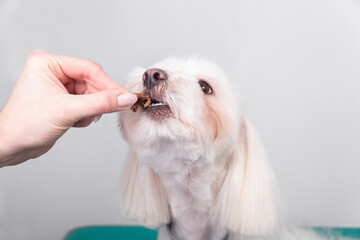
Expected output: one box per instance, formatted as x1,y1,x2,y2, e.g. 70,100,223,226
64,226,360,240
313,227,360,239
64,226,158,240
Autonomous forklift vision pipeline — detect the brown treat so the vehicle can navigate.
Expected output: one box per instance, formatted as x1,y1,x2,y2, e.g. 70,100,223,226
130,93,153,112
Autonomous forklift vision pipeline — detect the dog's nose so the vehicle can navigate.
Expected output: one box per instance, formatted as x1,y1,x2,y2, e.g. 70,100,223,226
143,68,168,89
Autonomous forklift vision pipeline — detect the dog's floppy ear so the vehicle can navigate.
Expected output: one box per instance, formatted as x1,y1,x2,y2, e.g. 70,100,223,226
214,118,279,237
120,152,170,228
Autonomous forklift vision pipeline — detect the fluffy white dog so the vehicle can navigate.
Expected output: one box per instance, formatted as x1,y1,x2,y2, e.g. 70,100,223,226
119,57,326,240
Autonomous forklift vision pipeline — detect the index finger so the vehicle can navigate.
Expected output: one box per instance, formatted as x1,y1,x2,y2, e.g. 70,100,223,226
56,54,128,92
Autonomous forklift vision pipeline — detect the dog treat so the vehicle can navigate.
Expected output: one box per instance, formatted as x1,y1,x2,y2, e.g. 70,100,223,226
130,93,153,112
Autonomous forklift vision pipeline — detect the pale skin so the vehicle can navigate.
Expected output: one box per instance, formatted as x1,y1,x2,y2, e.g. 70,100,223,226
0,50,138,167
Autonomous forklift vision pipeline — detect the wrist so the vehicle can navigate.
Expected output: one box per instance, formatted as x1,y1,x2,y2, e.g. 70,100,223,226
0,109,54,167
0,109,22,167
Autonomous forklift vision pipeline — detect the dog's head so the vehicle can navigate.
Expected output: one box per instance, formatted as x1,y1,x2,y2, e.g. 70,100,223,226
119,57,240,162
119,57,279,238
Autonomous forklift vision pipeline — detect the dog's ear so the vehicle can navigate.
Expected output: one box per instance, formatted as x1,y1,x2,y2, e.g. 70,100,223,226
120,152,170,228
214,118,279,237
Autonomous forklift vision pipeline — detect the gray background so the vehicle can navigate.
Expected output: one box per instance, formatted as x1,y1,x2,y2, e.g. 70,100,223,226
0,0,360,239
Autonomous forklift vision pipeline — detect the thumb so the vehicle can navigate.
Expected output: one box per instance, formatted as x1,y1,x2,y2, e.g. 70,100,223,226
64,90,137,121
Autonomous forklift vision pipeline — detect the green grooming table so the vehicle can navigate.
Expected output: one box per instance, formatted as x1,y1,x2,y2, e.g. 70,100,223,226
64,226,158,240
313,227,360,239
64,226,360,240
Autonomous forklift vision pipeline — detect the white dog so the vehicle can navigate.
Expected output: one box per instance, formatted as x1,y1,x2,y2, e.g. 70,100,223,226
119,57,327,240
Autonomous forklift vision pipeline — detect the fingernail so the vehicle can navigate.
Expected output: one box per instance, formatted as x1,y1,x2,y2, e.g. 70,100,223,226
117,93,138,108
93,115,102,123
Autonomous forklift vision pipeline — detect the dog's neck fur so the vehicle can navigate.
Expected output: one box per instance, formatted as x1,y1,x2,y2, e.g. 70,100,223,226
136,138,232,240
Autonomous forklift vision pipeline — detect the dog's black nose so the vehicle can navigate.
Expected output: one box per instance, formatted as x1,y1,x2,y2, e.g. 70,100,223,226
143,68,168,89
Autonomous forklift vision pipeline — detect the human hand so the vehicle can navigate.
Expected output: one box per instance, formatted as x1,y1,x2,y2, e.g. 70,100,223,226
0,50,137,167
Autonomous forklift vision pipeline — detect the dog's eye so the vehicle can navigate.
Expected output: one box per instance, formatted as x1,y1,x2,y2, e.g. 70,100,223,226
198,80,213,95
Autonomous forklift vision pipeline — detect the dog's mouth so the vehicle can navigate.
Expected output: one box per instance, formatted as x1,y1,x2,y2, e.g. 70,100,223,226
130,92,173,121
148,98,167,107
145,96,173,121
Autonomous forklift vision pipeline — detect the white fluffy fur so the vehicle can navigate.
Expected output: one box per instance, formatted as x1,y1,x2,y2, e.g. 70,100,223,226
120,152,170,227
119,57,327,240
213,119,279,238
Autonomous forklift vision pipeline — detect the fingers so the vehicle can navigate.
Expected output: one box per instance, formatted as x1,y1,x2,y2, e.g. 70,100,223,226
56,55,126,91
72,117,94,128
63,90,137,122
26,50,138,125
72,115,102,128
92,115,102,123
28,50,127,92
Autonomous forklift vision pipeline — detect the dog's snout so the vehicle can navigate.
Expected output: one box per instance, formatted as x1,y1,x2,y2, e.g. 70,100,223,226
143,68,168,89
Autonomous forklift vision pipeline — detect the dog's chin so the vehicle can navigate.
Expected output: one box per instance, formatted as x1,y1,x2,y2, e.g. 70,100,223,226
144,104,173,121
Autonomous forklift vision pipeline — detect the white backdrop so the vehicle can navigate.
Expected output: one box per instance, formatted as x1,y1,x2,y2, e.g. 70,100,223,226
0,0,360,239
